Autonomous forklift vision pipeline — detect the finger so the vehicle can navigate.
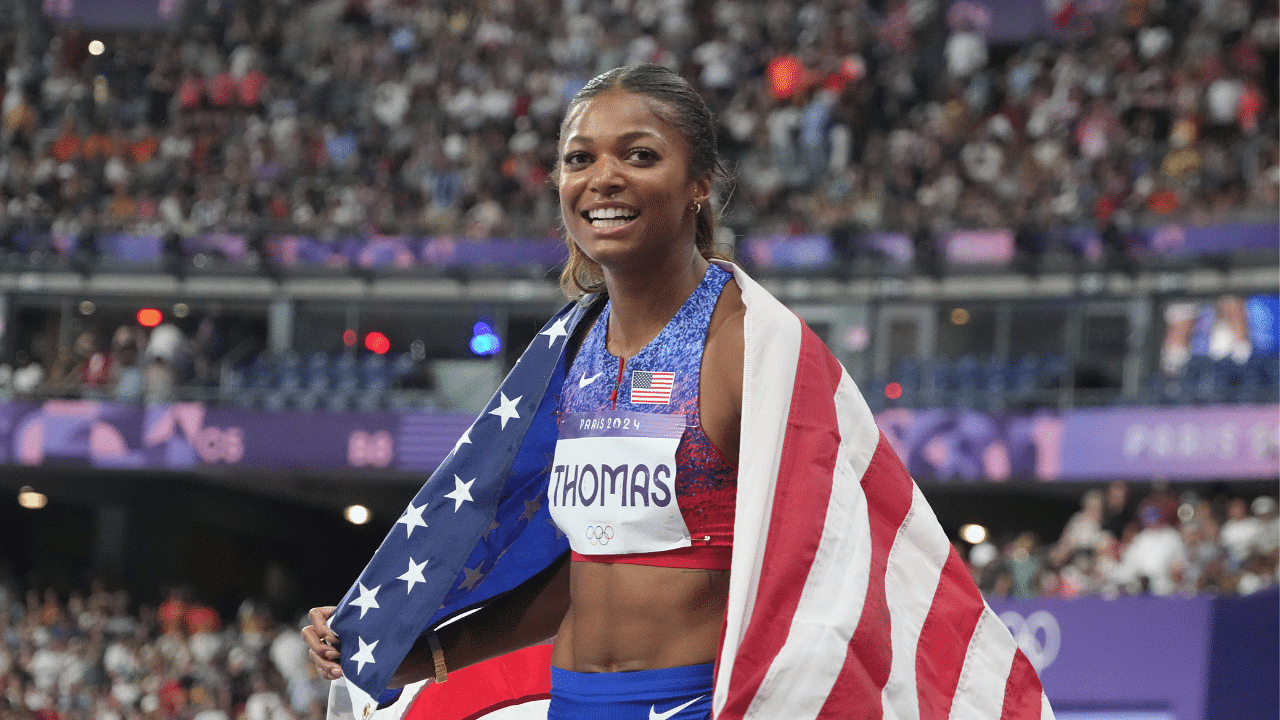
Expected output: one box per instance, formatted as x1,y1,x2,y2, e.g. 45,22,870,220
310,648,343,679
301,622,340,655
309,605,336,624
306,607,340,642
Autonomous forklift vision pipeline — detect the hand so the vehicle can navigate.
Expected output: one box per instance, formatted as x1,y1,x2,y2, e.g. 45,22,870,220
301,606,344,680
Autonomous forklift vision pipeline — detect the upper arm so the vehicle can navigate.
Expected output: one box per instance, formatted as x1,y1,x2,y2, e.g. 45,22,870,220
699,280,745,465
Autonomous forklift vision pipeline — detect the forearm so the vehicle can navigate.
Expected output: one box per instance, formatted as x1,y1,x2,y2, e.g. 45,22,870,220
390,553,570,687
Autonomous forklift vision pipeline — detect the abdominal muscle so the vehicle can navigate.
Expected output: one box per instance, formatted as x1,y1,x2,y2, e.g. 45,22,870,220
550,560,730,673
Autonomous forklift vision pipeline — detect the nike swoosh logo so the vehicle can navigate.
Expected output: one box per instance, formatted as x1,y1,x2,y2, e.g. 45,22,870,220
649,695,705,720
579,372,602,388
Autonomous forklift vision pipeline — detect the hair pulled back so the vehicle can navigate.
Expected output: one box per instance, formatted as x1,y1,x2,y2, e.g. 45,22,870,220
556,64,731,297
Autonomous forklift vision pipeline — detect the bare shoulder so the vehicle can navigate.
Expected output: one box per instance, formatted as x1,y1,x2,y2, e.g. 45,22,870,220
700,279,745,462
705,279,746,382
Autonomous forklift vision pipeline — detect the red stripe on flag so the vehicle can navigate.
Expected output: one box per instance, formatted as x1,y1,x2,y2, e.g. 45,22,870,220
721,324,844,718
406,644,552,720
916,551,987,720
1000,649,1045,720
817,434,916,719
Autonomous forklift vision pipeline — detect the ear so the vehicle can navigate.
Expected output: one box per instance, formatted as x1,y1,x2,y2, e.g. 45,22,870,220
690,173,712,207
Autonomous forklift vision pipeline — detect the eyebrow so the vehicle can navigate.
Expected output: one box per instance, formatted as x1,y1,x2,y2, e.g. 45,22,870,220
563,129,663,147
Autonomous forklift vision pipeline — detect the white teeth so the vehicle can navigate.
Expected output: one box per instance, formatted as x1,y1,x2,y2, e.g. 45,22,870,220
586,207,637,223
593,218,629,228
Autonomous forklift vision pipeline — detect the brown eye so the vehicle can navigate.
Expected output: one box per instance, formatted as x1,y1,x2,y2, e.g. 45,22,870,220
628,148,657,163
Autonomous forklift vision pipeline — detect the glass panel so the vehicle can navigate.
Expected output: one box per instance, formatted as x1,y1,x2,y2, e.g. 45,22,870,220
936,304,996,358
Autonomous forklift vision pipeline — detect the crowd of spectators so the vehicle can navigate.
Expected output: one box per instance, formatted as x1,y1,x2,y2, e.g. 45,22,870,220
0,0,1276,272
0,308,263,405
0,482,1275,720
970,480,1280,599
0,581,325,720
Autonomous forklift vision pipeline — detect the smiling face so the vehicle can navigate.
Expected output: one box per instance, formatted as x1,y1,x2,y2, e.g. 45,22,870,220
557,89,710,275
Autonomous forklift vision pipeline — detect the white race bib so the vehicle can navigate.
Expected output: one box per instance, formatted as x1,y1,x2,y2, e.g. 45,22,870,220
549,410,691,555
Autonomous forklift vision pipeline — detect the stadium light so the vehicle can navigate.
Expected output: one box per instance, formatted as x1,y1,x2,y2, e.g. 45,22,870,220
365,331,391,355
469,322,501,356
344,505,371,525
960,523,988,544
137,308,163,327
18,486,47,510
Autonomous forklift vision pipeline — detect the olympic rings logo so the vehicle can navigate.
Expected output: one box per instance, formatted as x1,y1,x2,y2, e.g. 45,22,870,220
585,525,615,546
998,610,1061,673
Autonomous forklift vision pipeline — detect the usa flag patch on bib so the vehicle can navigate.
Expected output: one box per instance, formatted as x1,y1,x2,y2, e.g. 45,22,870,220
630,371,674,404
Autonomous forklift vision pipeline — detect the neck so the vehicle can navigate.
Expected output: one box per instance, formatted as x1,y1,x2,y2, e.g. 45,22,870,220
602,249,710,358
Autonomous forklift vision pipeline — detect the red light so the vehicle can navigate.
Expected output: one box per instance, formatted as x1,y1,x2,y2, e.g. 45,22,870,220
364,332,390,355
343,329,357,346
137,308,163,327
884,382,903,400
767,55,804,99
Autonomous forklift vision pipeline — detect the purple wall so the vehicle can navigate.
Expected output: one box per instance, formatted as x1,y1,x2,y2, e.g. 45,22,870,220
989,595,1213,719
991,590,1279,720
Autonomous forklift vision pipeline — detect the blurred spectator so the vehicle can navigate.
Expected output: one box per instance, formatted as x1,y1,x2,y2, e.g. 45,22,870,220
1052,488,1111,571
1101,479,1134,540
1117,498,1189,595
144,357,176,404
11,350,46,397
73,331,113,397
1003,532,1046,599
110,327,146,402
1220,496,1261,570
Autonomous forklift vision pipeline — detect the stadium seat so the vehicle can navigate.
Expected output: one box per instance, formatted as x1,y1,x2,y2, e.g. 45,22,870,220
891,357,922,407
332,353,360,392
306,351,332,392
951,354,982,408
360,353,389,392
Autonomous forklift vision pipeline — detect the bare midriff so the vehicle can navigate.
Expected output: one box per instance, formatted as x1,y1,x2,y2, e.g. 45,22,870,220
550,561,729,672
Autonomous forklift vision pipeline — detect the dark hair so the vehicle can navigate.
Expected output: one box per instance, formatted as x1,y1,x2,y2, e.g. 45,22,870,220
555,64,731,297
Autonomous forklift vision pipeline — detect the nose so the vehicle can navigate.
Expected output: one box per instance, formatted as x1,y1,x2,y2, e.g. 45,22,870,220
587,155,626,196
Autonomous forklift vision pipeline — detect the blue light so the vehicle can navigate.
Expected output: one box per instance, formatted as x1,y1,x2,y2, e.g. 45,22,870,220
1247,294,1279,355
470,321,502,356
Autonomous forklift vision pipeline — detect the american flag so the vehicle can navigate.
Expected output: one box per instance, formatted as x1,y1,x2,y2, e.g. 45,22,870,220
630,370,675,404
326,298,588,716
328,263,1053,720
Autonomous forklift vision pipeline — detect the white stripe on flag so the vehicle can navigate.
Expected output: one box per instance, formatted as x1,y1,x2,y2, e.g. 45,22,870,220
1042,692,1057,720
879,483,952,720
743,373,879,720
949,608,1020,719
716,267,801,716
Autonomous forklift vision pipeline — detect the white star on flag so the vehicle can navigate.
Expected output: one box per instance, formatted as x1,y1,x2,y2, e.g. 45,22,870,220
395,503,428,538
350,583,380,618
488,392,522,429
351,637,378,674
398,558,428,593
452,429,471,453
538,316,569,347
443,476,475,511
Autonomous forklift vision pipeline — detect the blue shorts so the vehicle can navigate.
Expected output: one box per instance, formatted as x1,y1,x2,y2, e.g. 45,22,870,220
547,663,713,720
